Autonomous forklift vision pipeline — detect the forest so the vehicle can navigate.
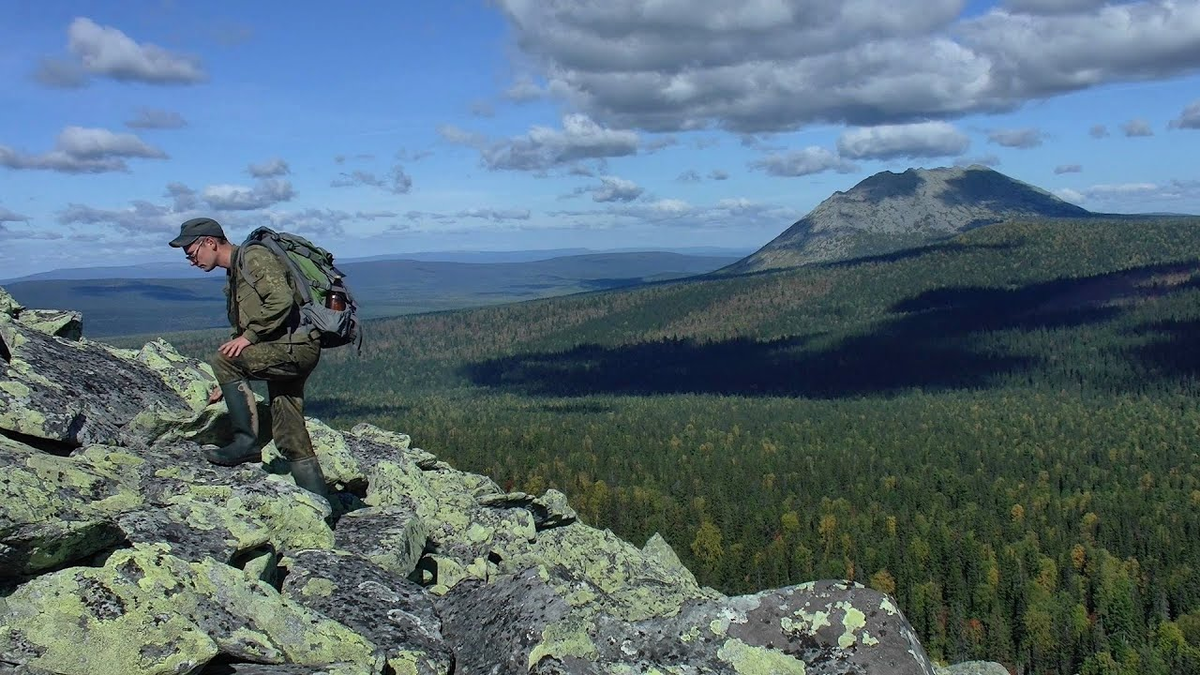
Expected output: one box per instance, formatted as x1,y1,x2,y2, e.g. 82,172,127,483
147,217,1200,674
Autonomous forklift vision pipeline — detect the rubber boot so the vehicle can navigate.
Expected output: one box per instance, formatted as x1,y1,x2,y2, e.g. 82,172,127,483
290,456,329,502
203,380,261,466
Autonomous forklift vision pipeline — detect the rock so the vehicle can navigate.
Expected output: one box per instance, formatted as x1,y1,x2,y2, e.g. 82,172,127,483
0,317,199,450
282,549,453,674
16,309,82,340
935,661,1011,675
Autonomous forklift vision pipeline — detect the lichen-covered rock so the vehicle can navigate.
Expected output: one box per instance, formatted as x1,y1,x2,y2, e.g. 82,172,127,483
0,439,333,577
0,286,24,317
0,544,381,673
333,505,429,577
16,309,82,340
935,661,1011,675
0,316,195,449
282,549,452,674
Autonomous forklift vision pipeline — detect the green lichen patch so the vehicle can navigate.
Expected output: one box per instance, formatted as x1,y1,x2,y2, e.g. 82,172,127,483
717,637,807,675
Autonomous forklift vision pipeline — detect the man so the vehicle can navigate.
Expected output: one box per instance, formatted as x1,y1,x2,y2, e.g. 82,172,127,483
169,217,328,502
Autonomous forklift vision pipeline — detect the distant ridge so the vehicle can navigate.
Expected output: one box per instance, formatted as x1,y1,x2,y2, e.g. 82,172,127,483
724,165,1093,274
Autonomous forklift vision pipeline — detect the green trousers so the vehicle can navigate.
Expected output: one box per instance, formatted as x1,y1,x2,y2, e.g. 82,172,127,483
210,338,321,462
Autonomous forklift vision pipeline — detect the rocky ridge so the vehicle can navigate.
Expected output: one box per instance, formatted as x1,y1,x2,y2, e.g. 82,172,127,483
726,165,1092,273
0,286,994,674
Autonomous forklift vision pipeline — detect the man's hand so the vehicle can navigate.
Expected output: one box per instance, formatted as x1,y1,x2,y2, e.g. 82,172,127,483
208,385,223,404
219,336,252,359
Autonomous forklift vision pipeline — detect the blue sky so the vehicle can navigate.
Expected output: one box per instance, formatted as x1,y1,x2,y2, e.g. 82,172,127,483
1,0,1199,278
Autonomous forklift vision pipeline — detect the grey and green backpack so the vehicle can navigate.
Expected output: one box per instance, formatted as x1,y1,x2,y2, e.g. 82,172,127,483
240,227,361,350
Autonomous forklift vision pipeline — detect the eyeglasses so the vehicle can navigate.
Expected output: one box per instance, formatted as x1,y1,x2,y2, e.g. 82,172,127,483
184,239,205,262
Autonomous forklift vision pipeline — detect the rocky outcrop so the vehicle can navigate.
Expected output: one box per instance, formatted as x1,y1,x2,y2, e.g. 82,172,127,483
726,165,1092,273
0,288,982,674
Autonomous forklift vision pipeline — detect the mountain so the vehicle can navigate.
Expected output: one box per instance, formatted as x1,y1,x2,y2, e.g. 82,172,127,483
725,165,1092,273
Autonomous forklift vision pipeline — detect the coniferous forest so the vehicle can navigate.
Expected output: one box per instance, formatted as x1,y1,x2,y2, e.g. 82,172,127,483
152,218,1200,674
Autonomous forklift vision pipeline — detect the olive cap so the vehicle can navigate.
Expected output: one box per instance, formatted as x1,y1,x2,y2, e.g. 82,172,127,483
169,217,226,248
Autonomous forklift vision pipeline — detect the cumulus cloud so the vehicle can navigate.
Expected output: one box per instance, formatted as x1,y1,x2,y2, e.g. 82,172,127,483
551,197,801,231
677,170,702,183
1122,119,1155,137
709,169,729,180
0,207,31,223
988,127,1044,148
1089,124,1109,138
58,200,183,235
1057,179,1200,209
953,154,1001,167
1002,0,1111,14
455,208,532,221
751,147,858,177
505,77,546,102
125,108,187,130
165,182,198,211
37,18,207,87
586,176,644,203
202,179,295,211
1169,100,1200,129
0,126,167,173
443,114,640,172
248,158,290,178
1055,164,1083,174
331,166,412,194
495,0,1200,133
838,122,970,160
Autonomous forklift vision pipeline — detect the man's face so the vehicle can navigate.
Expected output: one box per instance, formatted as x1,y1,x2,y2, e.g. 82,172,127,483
184,237,215,271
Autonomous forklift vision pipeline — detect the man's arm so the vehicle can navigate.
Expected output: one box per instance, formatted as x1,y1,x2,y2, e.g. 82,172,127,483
238,246,295,343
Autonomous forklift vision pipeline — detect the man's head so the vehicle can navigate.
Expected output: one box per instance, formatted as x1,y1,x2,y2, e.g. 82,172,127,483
170,217,228,272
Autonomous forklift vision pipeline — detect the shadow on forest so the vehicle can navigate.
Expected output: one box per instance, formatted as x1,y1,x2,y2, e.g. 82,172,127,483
465,261,1200,399
820,241,1019,270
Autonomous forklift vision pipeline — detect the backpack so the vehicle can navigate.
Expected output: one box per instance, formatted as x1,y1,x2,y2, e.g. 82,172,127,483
240,227,361,350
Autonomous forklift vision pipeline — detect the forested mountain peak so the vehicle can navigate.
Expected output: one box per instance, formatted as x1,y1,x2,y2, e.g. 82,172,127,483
726,165,1092,274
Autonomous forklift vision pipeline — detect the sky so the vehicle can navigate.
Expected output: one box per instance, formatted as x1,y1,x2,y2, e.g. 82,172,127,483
1,0,1199,279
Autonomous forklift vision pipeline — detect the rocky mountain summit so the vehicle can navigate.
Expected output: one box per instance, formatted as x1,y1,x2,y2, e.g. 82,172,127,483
727,165,1091,273
0,286,1000,674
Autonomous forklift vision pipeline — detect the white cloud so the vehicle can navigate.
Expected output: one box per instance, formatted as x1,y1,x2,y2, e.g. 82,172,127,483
125,108,187,130
60,18,207,85
1054,164,1083,174
1089,124,1109,138
1169,100,1200,129
589,176,644,203
248,158,290,178
838,122,970,160
330,165,412,194
708,169,729,180
1121,119,1155,137
677,169,702,183
1002,0,1111,14
165,182,198,211
1060,180,1200,209
455,208,532,221
496,0,1200,133
57,200,184,235
484,115,640,171
954,154,1001,167
504,76,546,102
987,127,1044,148
202,179,295,211
750,147,858,177
0,126,167,174
0,207,30,223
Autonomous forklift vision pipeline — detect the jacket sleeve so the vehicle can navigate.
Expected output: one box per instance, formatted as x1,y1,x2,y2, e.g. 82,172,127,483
239,246,295,343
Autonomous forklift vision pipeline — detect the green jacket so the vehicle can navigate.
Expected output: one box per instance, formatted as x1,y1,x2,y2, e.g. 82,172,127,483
225,245,315,344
